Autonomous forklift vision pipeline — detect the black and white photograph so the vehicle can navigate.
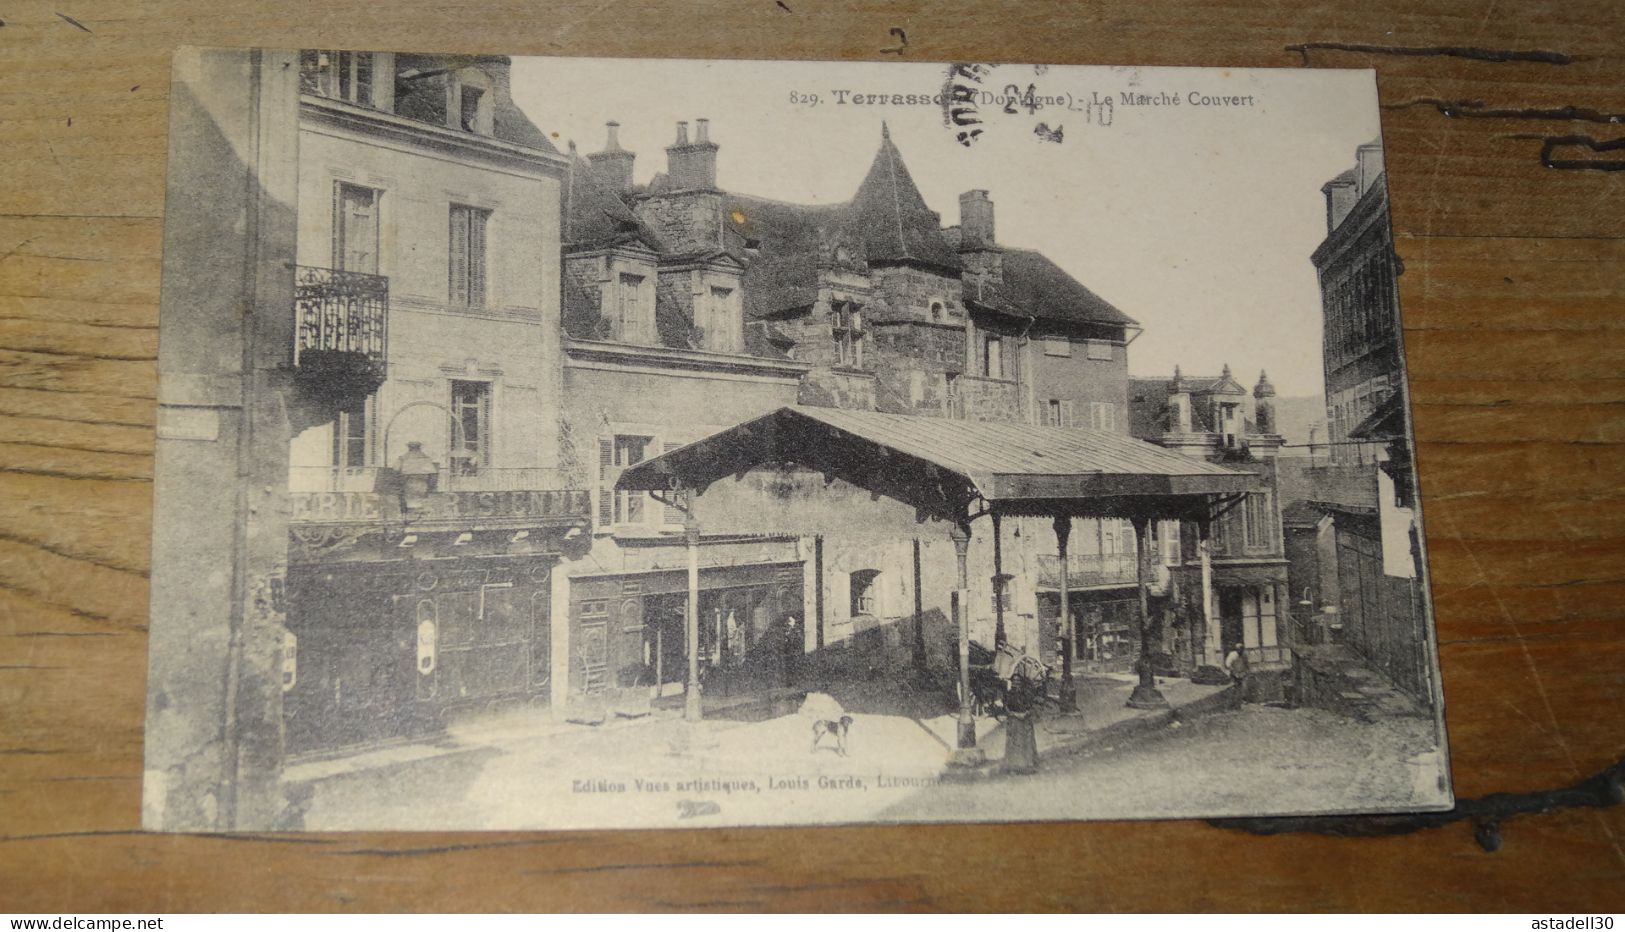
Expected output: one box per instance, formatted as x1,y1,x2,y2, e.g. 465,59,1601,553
144,49,1451,832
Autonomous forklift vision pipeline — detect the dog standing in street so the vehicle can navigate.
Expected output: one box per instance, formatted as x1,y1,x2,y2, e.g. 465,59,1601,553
811,714,854,756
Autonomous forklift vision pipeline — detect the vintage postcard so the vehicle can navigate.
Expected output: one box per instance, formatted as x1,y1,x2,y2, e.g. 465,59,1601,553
144,50,1451,831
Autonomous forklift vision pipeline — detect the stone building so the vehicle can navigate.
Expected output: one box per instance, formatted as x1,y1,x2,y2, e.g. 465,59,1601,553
1129,366,1291,674
548,118,1150,710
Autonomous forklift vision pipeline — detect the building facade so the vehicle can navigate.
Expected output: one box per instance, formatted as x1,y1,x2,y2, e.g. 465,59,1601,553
1298,141,1431,701
278,52,589,756
1315,139,1399,468
546,118,1152,712
1129,367,1291,672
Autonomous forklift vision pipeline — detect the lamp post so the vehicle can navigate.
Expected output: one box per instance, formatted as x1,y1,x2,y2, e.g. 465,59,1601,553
949,519,982,764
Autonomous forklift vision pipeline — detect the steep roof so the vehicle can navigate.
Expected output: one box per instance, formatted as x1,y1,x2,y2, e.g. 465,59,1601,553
560,153,661,251
722,194,849,319
842,125,961,272
393,54,560,155
966,248,1138,328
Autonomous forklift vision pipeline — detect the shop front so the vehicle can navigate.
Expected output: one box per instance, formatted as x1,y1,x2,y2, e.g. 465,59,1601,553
566,561,806,713
281,485,590,757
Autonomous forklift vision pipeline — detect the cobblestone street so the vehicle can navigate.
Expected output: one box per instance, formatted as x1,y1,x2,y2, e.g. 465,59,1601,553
883,704,1448,823
291,688,1447,830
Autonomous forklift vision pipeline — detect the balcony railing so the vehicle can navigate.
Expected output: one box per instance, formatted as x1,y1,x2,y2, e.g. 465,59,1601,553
293,265,389,398
289,466,568,494
1036,553,1140,589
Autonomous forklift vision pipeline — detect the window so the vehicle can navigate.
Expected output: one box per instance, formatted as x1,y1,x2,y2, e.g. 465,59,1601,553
990,574,1013,615
300,51,374,106
930,301,944,321
705,286,737,352
448,205,489,308
333,183,380,275
1243,492,1273,550
598,434,676,529
833,303,865,368
333,395,372,469
613,273,650,344
908,371,928,406
1046,399,1062,427
459,86,486,133
982,334,1004,379
1159,520,1182,565
1043,337,1071,357
1085,339,1113,361
850,569,882,617
449,380,491,474
1088,402,1116,432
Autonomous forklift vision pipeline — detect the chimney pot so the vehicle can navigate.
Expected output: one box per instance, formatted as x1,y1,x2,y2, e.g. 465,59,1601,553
675,120,689,145
696,118,710,143
604,120,622,150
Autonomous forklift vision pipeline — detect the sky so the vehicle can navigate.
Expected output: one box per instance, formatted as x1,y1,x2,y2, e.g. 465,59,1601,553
510,58,1383,401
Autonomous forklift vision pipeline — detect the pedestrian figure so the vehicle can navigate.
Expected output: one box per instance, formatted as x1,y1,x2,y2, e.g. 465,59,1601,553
1001,672,1040,774
1225,642,1250,688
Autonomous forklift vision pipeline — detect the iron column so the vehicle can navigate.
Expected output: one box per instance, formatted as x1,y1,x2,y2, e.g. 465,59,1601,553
1127,516,1170,710
1053,515,1077,710
684,496,702,722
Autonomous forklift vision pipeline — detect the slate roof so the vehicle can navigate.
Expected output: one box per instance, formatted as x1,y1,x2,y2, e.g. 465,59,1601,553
840,125,961,272
966,248,1138,328
392,54,560,155
721,194,847,319
560,153,661,251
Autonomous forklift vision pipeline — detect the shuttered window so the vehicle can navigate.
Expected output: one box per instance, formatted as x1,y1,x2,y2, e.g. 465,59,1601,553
449,204,489,308
333,183,380,274
596,434,684,532
1088,402,1115,431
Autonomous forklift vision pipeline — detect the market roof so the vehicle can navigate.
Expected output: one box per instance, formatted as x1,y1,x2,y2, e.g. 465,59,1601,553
617,406,1258,521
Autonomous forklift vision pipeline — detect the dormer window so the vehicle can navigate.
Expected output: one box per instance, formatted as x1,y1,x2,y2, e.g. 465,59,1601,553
300,50,376,107
460,86,485,132
448,69,494,136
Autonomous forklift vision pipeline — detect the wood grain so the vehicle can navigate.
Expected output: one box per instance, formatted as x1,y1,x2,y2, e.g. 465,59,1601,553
2,0,1623,913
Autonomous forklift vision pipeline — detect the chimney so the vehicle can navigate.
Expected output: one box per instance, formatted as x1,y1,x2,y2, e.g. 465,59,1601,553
1356,140,1384,195
666,118,719,191
1169,365,1191,433
585,120,636,195
959,189,995,248
1322,172,1359,233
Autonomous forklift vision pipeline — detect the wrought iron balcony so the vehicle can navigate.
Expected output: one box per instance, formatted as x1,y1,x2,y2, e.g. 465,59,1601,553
293,265,389,401
1036,553,1140,590
289,466,570,494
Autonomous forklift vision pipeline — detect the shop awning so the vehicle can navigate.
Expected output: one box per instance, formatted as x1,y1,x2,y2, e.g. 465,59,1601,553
616,405,1259,524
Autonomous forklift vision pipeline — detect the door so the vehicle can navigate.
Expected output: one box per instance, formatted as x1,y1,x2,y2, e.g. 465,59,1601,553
1218,587,1245,656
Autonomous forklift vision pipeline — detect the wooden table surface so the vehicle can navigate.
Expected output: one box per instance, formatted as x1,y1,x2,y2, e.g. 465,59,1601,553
3,0,1624,913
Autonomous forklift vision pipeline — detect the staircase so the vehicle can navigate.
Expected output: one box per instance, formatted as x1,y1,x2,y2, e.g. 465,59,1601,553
1292,643,1426,722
